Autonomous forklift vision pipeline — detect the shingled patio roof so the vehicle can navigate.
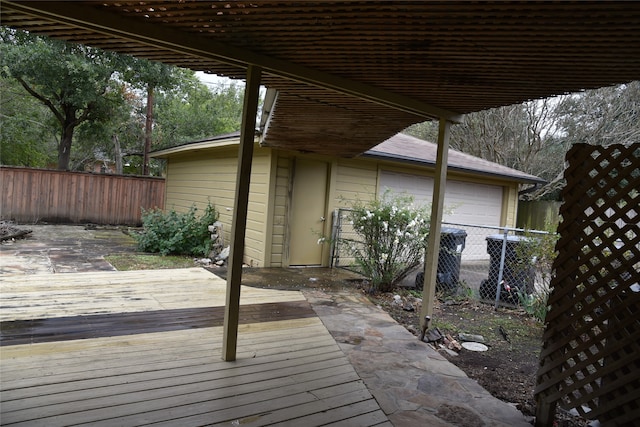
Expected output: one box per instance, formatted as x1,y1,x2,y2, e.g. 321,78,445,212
2,1,639,157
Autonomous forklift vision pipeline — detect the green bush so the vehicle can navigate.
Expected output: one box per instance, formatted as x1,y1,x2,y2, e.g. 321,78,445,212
514,223,559,322
342,192,430,292
135,203,219,257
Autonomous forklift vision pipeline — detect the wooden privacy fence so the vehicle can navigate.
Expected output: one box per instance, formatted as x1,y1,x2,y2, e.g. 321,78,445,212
1,166,165,226
535,144,640,426
517,201,561,230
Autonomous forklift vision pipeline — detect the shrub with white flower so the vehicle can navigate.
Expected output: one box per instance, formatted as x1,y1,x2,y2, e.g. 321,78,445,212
342,192,430,292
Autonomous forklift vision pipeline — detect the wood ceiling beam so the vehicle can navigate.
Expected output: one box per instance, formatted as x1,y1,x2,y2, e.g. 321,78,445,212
3,1,462,122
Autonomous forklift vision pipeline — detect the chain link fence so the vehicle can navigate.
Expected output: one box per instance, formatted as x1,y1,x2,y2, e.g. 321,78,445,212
331,208,554,308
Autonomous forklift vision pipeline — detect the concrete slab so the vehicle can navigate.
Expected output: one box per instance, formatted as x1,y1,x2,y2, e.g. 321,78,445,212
1,224,137,274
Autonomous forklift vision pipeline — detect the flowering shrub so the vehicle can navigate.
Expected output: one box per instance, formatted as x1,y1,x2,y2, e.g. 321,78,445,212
342,192,430,292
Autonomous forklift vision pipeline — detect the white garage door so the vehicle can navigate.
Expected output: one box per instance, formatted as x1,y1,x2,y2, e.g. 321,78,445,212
379,170,503,260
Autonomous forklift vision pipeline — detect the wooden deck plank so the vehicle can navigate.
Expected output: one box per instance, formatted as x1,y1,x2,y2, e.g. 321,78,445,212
1,301,317,345
209,388,375,426
0,268,305,321
1,331,344,389
2,348,350,396
159,385,377,427
1,362,358,415
321,410,392,426
0,269,388,426
1,323,331,369
280,400,387,426
1,327,334,377
1,318,327,368
1,366,360,424
1,329,382,426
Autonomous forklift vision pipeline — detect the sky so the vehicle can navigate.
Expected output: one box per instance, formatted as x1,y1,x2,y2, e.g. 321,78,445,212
195,71,237,89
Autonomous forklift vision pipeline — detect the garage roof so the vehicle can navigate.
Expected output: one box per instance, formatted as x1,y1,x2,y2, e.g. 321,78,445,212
364,133,545,184
2,1,639,157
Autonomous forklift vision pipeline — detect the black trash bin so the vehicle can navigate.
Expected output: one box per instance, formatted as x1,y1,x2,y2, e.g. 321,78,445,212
480,234,535,302
415,227,467,292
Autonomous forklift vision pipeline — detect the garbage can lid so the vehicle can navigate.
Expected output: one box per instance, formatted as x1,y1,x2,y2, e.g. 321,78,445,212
441,227,467,236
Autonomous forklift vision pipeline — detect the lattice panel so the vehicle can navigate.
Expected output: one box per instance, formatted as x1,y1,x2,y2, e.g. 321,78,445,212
535,144,640,426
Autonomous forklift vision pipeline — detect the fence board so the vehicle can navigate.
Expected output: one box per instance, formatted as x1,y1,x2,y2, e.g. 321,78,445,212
516,200,561,230
1,166,165,226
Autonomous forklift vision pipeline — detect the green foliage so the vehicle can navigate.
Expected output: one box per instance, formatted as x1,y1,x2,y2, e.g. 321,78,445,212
120,56,187,92
134,203,219,257
517,287,550,323
1,27,126,170
342,192,430,292
0,77,57,167
443,282,474,301
152,77,244,148
514,223,559,322
1,26,247,173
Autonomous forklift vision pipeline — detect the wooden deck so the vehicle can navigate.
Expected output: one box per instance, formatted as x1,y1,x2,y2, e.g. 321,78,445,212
0,268,390,426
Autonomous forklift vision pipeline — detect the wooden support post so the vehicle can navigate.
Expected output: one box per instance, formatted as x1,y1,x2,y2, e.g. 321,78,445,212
535,398,557,427
420,118,451,328
222,65,262,361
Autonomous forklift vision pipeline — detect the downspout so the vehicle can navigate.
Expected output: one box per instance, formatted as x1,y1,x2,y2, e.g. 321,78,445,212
222,65,262,361
420,118,451,329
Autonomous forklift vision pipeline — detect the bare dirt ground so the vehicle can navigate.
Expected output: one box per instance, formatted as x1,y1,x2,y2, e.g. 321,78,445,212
368,287,590,427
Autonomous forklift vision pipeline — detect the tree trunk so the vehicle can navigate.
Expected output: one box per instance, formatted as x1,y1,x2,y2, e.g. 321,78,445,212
113,134,123,174
143,84,154,176
57,123,74,170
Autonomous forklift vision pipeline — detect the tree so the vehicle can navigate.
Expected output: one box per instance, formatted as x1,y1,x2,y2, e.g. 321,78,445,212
121,58,190,175
73,84,143,174
405,82,639,189
0,76,57,167
524,82,639,200
406,100,566,182
152,76,245,149
1,28,126,170
555,81,639,147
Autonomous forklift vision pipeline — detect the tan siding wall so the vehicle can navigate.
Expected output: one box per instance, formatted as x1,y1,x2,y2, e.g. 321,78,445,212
163,146,523,268
502,183,519,227
269,151,293,267
163,146,271,267
331,158,379,210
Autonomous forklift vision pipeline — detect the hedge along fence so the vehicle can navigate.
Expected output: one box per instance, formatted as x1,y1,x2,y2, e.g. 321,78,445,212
1,166,165,226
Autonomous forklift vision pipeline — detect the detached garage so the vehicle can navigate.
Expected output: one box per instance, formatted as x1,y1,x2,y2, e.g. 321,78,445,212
152,132,543,268
366,134,544,259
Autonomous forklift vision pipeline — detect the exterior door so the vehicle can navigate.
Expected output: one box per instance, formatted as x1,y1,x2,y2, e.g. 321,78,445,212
288,158,328,266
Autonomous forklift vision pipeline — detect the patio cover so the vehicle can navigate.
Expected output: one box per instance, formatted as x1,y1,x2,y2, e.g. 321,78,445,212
3,1,639,363
2,1,639,157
